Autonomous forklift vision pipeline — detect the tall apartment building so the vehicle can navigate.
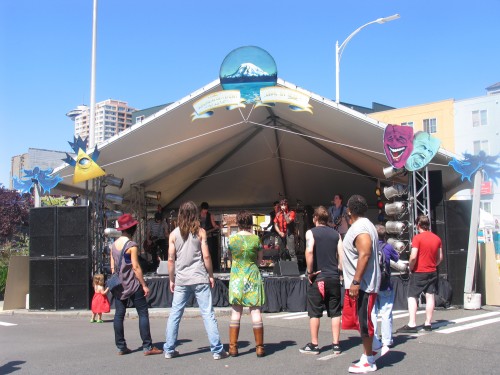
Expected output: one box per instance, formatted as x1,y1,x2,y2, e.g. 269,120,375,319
66,99,135,145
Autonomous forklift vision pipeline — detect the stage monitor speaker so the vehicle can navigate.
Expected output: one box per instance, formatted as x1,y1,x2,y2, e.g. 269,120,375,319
29,207,57,257
29,258,56,310
57,206,90,257
57,258,90,310
273,260,300,277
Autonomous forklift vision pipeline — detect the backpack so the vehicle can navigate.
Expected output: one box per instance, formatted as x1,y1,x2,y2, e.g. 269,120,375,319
377,242,391,290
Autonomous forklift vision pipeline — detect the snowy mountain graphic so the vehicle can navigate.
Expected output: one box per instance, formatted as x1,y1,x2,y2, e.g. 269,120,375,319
221,62,277,84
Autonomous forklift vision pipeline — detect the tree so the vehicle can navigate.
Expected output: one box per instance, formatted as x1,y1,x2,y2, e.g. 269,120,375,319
0,185,31,243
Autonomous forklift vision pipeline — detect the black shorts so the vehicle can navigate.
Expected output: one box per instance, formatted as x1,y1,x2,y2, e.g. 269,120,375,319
307,278,341,318
408,271,438,299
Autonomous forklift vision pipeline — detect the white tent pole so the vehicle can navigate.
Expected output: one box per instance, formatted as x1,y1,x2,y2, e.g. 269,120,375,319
463,170,482,295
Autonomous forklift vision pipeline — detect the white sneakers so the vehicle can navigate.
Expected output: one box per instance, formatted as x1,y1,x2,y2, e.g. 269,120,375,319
348,356,377,373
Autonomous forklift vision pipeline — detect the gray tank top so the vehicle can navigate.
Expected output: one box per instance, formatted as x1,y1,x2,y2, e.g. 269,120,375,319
173,227,209,286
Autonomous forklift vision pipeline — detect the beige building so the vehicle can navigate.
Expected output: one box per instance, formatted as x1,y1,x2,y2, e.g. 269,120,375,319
67,99,135,145
368,99,455,153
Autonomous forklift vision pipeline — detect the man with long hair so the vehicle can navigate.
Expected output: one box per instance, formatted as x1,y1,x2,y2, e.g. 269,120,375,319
299,206,344,356
163,201,228,360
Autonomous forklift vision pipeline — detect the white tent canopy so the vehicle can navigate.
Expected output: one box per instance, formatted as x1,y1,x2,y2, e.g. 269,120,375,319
54,78,465,213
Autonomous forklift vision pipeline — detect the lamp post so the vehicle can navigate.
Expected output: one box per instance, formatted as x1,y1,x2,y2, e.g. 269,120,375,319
335,14,400,104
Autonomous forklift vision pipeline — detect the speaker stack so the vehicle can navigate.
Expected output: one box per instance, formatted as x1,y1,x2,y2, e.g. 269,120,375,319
29,206,91,310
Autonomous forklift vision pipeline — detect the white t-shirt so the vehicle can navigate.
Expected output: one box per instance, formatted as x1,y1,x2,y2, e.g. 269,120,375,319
342,217,380,293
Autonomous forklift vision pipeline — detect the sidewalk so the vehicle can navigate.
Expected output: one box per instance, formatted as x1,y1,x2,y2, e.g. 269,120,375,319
0,300,232,319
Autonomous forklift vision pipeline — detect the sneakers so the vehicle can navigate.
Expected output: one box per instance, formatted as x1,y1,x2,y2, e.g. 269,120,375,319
144,346,163,356
96,319,104,323
213,350,229,360
424,324,432,331
299,343,320,355
90,319,96,323
372,345,389,361
332,343,342,355
349,360,377,373
164,350,179,359
396,324,418,333
118,348,132,355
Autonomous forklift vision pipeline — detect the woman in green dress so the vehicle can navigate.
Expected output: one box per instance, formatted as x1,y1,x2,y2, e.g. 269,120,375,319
228,210,266,357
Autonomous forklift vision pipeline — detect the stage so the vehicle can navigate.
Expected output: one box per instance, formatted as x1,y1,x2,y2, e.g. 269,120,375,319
137,273,450,312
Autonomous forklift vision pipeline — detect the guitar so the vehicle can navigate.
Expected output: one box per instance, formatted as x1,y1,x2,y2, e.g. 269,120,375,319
329,207,348,230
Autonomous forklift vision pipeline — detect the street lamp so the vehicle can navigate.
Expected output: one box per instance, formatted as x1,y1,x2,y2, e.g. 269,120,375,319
335,14,400,103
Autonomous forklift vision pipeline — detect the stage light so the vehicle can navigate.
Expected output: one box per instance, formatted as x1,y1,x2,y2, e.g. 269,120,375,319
377,200,384,209
146,207,160,214
387,238,408,253
383,166,406,179
105,210,123,220
375,187,382,197
102,174,124,188
104,228,122,237
383,184,408,199
385,220,408,234
105,193,124,205
384,201,407,216
145,191,161,200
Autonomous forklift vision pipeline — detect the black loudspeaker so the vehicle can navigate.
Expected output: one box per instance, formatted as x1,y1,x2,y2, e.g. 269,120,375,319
444,200,472,253
29,207,57,257
444,200,473,306
57,206,90,257
29,258,56,310
273,260,300,276
428,171,447,274
57,258,90,310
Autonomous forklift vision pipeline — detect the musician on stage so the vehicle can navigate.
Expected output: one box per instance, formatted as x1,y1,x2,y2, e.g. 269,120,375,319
274,199,297,261
146,212,169,270
264,201,280,234
328,193,349,239
200,202,221,272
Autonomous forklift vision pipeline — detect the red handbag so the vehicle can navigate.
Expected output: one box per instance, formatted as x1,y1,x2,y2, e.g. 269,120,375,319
341,289,360,331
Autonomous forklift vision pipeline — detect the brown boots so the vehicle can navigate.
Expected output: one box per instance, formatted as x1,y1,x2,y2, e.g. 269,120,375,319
253,325,265,357
230,322,265,357
229,322,240,357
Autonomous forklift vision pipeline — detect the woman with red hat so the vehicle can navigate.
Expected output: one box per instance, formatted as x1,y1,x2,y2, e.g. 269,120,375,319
110,213,162,356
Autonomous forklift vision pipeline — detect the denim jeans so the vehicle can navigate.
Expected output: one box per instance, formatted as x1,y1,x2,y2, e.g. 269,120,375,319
371,288,395,346
114,285,153,352
164,283,223,355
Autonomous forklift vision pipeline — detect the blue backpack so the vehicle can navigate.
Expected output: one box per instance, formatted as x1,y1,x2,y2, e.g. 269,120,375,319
377,242,391,290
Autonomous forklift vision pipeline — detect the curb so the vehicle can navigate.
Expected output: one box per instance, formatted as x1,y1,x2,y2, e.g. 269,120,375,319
0,306,233,319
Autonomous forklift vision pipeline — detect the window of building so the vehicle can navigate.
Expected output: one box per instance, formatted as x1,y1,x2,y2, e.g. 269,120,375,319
423,118,437,133
473,140,489,155
136,115,145,122
401,121,414,127
472,110,487,127
480,201,492,214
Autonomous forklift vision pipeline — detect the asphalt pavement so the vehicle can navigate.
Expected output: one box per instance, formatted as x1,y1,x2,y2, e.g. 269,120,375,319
1,301,499,374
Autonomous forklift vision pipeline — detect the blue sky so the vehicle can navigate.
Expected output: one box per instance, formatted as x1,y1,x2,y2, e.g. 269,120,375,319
1,0,499,187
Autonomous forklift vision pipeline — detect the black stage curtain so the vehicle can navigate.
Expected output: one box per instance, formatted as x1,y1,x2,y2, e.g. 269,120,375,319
110,275,450,312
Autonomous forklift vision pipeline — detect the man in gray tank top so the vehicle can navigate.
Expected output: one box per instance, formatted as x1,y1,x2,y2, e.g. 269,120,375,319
163,201,228,360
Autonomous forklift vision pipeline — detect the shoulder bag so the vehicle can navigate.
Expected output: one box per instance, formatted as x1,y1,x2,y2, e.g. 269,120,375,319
106,240,130,293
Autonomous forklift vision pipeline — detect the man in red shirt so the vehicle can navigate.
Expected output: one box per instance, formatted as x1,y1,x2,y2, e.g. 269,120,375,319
274,199,297,261
397,215,443,333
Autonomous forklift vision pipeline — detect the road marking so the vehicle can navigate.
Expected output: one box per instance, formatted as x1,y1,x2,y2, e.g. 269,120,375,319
0,321,17,326
318,352,343,361
267,312,309,319
437,317,500,334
